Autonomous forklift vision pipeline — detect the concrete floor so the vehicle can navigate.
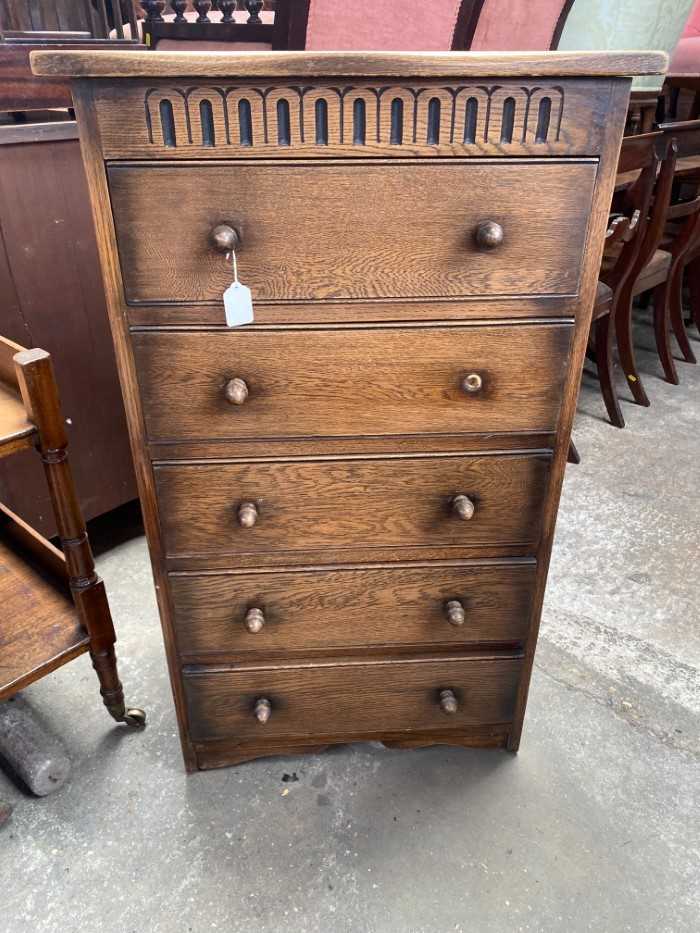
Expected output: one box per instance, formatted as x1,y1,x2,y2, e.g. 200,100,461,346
1,316,698,933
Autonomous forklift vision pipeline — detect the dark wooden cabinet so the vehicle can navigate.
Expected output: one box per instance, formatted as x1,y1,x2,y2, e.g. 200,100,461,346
0,121,136,537
31,49,665,771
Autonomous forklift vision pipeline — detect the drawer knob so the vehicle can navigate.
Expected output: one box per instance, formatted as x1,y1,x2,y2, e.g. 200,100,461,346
244,607,265,634
445,599,466,626
461,373,483,394
210,223,241,254
237,501,259,528
253,697,272,724
474,220,504,250
451,494,475,521
224,377,249,405
439,688,459,715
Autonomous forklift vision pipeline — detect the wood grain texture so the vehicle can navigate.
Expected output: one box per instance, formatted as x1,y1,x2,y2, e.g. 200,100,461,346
132,323,572,442
0,515,88,701
169,560,536,659
507,79,634,751
154,452,550,558
183,654,523,742
148,432,556,463
126,295,578,327
69,82,191,761
60,56,639,768
91,78,614,159
30,49,668,79
193,727,508,769
110,159,595,303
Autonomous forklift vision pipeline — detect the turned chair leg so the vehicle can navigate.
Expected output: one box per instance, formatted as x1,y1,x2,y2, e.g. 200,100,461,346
14,349,145,728
669,265,697,364
594,313,625,427
615,289,650,407
652,282,680,384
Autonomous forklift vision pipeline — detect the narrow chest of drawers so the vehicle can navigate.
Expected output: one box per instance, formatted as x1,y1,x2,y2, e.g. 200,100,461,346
32,49,664,771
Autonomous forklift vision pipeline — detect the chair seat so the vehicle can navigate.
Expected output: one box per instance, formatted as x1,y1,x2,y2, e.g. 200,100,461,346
634,249,672,295
592,281,613,320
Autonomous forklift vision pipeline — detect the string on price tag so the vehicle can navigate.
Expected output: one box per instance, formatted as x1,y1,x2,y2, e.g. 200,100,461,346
223,249,254,327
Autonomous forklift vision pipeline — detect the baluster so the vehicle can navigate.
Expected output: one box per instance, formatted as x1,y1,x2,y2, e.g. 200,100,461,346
171,0,187,23
194,0,213,22
245,0,264,23
141,0,166,22
219,0,236,23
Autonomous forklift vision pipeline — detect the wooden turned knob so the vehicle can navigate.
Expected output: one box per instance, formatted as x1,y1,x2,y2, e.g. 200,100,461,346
439,689,458,715
210,223,240,253
461,373,483,394
253,697,272,723
474,220,504,250
224,377,248,405
237,501,259,528
451,494,475,521
445,599,466,626
244,607,265,633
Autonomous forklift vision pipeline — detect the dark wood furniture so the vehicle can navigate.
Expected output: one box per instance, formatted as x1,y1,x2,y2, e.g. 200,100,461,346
592,131,666,427
655,119,700,371
0,118,137,537
0,2,139,112
608,121,700,407
32,49,665,771
140,0,308,50
138,1,489,52
0,335,144,726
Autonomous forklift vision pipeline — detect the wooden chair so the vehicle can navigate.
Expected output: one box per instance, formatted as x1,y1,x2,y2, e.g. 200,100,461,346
605,135,678,410
303,0,485,51
586,132,665,428
0,335,144,727
141,0,309,50
655,119,700,370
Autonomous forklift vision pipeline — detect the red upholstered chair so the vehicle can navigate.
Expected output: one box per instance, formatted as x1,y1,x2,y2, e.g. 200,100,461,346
304,0,486,51
670,0,700,73
469,0,572,51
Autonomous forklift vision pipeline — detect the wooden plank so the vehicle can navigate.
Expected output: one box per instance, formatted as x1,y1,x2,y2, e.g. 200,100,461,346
30,49,668,79
0,381,35,458
132,323,573,442
110,161,594,300
0,517,87,702
154,452,551,558
183,655,523,742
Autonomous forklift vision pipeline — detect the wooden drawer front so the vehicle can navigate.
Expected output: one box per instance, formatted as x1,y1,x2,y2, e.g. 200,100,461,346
183,656,523,741
109,159,596,303
134,324,572,442
155,453,550,557
170,561,536,658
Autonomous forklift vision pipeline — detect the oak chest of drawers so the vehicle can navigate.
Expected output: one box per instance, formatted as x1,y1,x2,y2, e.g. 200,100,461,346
32,49,664,771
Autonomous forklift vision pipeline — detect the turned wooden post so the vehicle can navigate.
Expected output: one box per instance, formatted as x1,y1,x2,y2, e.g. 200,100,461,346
13,349,145,727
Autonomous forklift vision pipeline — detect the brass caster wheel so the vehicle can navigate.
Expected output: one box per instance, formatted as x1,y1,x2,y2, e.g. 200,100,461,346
122,707,147,728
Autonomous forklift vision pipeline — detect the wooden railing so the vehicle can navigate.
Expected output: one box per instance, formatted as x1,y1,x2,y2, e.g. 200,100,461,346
139,1,308,51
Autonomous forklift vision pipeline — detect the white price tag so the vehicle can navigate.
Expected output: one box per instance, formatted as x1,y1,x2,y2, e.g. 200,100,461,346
223,249,254,327
224,280,254,327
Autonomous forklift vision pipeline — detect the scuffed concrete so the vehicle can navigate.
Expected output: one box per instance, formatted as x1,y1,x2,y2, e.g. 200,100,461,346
0,320,698,933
